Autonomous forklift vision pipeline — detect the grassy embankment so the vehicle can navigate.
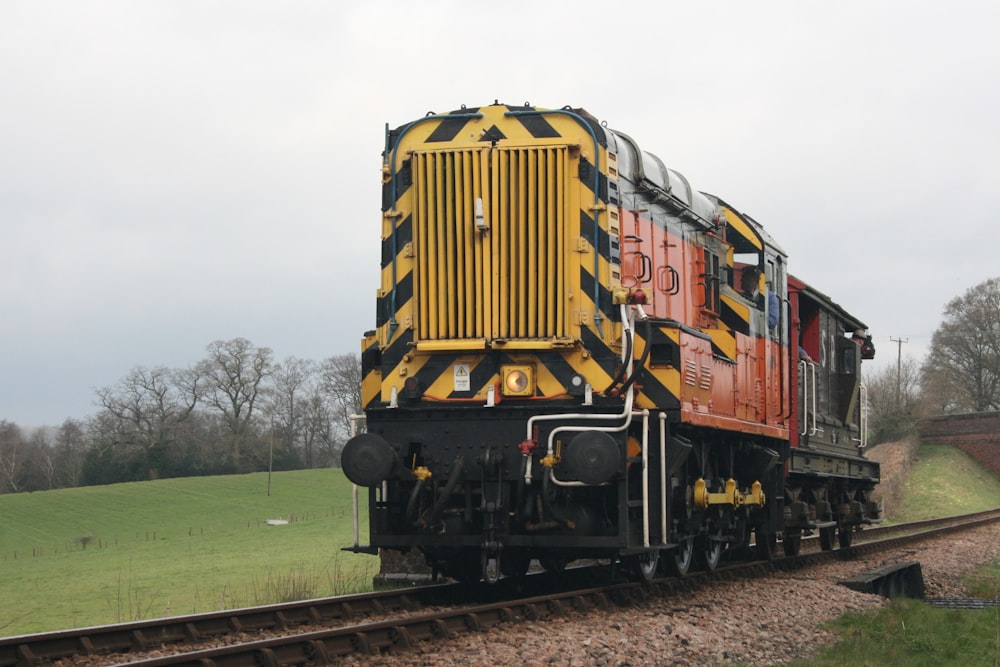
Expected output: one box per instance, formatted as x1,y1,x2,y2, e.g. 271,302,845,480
0,469,377,637
790,442,1000,667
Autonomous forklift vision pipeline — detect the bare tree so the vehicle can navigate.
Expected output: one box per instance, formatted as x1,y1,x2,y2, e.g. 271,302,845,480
95,365,200,477
269,356,317,466
300,385,337,467
320,353,362,448
0,420,24,493
29,428,57,490
173,364,205,417
921,277,1000,412
864,356,922,444
54,418,87,488
201,338,273,471
0,424,53,492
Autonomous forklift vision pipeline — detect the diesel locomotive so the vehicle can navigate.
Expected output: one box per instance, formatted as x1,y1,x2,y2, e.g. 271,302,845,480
342,102,881,582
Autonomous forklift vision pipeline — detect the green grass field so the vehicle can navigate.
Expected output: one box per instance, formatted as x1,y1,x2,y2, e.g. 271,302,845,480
0,469,377,637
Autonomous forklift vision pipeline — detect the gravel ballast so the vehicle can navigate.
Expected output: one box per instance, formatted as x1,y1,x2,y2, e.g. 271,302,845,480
338,522,1000,666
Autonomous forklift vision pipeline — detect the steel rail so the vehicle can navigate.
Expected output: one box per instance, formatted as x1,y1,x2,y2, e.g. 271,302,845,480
0,582,457,667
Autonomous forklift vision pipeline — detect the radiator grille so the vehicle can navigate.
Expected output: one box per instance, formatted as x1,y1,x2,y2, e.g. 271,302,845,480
700,363,713,390
684,359,698,387
412,146,570,341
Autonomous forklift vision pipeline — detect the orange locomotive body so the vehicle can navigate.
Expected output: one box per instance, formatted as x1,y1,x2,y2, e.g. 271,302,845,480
342,102,880,581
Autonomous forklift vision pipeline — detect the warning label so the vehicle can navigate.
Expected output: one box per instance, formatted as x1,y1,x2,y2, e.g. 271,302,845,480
454,364,471,392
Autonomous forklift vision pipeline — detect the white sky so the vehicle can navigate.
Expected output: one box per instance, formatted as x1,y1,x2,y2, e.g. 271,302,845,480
3,1,999,426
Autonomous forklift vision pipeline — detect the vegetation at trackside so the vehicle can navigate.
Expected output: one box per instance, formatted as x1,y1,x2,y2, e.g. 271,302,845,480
790,598,1000,666
891,443,1000,523
0,469,376,637
788,441,1000,667
964,561,1000,600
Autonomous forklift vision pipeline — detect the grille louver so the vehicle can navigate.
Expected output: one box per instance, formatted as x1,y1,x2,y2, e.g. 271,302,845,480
412,146,571,342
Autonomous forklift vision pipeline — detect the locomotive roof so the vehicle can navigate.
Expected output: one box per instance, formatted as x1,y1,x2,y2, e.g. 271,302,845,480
702,193,786,257
790,275,869,332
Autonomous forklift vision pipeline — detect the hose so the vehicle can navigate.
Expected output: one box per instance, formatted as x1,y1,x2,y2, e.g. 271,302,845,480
514,455,528,522
618,316,653,395
603,322,633,395
540,470,573,529
417,456,464,529
405,478,425,524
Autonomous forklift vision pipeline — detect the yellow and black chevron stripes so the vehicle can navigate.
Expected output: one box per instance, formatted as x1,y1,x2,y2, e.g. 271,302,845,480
363,103,651,412
717,292,750,358
714,202,767,359
360,330,381,410
373,345,622,405
378,104,619,352
385,105,594,154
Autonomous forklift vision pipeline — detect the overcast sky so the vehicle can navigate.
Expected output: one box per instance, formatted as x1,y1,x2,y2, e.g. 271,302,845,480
3,1,999,426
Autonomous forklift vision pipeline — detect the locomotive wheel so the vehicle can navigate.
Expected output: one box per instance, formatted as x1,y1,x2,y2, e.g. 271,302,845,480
754,528,777,561
668,538,694,576
698,535,722,571
627,549,660,582
819,525,836,551
782,529,802,556
838,525,854,548
449,561,481,583
539,557,567,573
501,552,532,578
442,549,482,583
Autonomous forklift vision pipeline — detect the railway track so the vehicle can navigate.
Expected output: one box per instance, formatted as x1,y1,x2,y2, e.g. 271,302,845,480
925,597,1000,610
4,509,999,667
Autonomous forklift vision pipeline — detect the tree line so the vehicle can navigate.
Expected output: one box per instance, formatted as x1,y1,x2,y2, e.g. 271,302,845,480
4,277,999,492
0,338,361,494
865,276,1000,444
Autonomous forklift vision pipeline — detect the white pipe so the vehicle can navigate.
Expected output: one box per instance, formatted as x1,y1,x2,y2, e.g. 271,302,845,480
352,484,360,547
548,387,636,487
641,409,650,548
526,305,638,487
659,412,667,545
624,304,636,379
524,392,634,448
348,414,365,548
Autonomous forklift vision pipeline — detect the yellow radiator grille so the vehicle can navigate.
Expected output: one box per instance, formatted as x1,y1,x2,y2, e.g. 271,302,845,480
412,146,570,342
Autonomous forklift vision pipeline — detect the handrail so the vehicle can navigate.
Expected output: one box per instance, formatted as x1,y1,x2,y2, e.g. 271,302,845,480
859,383,869,450
799,360,817,437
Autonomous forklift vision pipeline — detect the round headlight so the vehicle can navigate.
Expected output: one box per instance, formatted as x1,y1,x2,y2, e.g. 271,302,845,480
505,370,529,393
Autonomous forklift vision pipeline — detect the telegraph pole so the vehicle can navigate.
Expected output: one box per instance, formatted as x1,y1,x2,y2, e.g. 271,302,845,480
889,336,908,406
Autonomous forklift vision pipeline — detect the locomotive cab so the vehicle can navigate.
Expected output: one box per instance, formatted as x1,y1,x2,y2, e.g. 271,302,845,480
786,279,882,551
